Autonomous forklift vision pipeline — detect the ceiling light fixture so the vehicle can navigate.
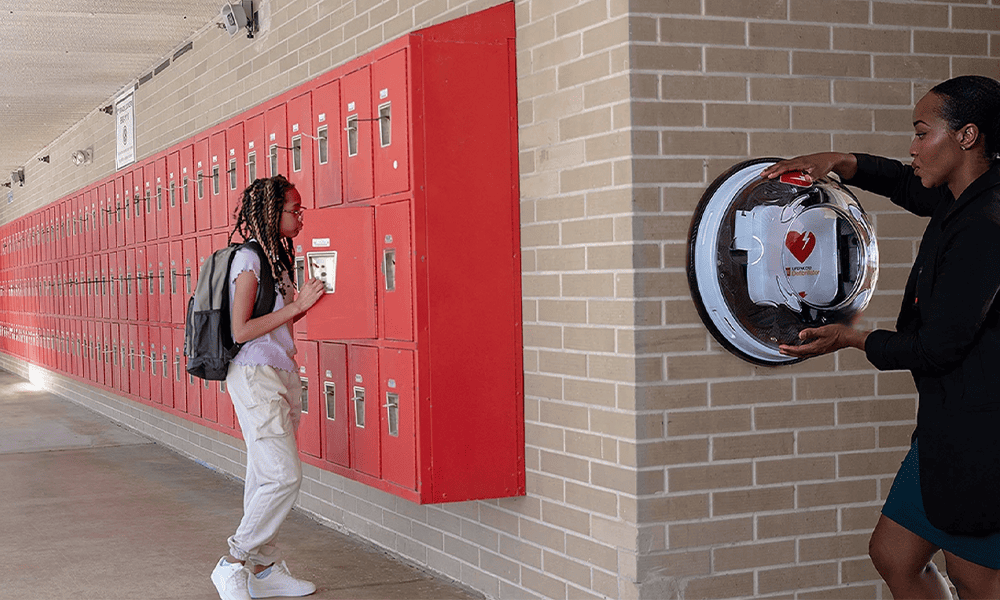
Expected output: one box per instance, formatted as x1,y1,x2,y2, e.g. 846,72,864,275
71,148,92,166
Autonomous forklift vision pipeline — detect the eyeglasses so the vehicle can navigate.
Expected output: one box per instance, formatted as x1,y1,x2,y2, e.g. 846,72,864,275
283,208,304,218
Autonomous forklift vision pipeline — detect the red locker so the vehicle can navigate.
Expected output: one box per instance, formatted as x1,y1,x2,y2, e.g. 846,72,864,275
83,255,93,319
125,249,137,322
110,322,120,394
116,249,126,322
159,326,172,407
155,156,168,239
144,162,157,242
349,345,379,477
265,104,287,178
106,182,119,250
102,322,112,390
210,130,228,230
81,189,93,255
167,151,181,238
94,321,105,388
135,245,147,322
183,237,196,305
132,170,146,245
72,320,82,377
342,67,374,202
148,327,160,401
69,195,80,257
376,201,413,341
296,340,321,458
127,324,139,398
158,242,170,324
226,122,244,229
313,80,342,208
170,240,184,325
101,252,110,320
244,113,265,185
287,92,314,210
97,184,108,251
194,137,211,231
301,206,376,340
320,342,349,468
180,145,196,235
292,239,307,339
173,327,187,414
138,325,150,401
146,243,159,323
372,50,410,197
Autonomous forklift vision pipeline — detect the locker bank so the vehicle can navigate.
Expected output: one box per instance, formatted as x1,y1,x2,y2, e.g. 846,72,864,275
0,0,962,599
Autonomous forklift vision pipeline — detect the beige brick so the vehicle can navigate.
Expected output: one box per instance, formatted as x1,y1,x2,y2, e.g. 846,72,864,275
667,353,755,380
669,517,753,549
584,18,630,54
799,532,870,562
759,562,839,595
660,17,746,45
879,424,914,449
797,373,874,401
710,378,794,406
750,22,831,50
566,481,618,517
542,500,591,536
833,27,910,53
838,449,907,478
873,2,948,27
565,430,611,460
713,540,796,572
706,47,790,75
684,572,754,600
755,402,835,430
798,479,878,508
757,508,838,538
632,101,703,127
538,300,587,323
667,408,751,436
713,432,795,461
661,130,748,156
536,247,586,272
562,218,615,245
536,195,586,222
833,80,912,106
635,382,708,411
638,469,665,495
555,0,609,36
567,533,618,572
915,30,988,56
522,567,566,599
842,504,882,532
793,106,873,131
838,397,915,424
793,51,870,78
589,300,649,327
873,55,950,82
790,0,869,24
756,456,835,485
632,44,701,72
558,52,611,89
668,462,753,492
751,76,831,103
799,426,876,454
585,74,631,108
538,350,588,378
713,486,794,516
559,163,613,193
799,585,881,600
842,556,881,584
586,131,633,162
954,6,1000,32
750,131,832,158
634,328,707,355
706,104,790,130
705,0,787,18
639,493,710,522
564,327,616,353
633,158,705,184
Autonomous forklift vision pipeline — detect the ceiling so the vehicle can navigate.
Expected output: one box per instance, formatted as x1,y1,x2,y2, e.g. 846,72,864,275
0,1,223,179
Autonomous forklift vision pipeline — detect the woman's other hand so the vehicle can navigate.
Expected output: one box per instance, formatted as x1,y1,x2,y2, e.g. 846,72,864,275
759,152,858,183
779,323,870,359
294,278,325,315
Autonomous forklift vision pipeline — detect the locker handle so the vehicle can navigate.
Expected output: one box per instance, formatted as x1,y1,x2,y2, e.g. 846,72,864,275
382,249,396,292
383,392,399,437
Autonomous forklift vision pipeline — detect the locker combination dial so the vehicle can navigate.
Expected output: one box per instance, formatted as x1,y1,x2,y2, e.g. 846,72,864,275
687,158,879,365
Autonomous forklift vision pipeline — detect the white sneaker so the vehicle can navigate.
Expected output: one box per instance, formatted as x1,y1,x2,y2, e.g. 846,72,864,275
211,557,252,600
248,561,317,598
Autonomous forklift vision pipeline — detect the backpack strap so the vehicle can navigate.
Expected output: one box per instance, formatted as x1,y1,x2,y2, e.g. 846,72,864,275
242,240,278,319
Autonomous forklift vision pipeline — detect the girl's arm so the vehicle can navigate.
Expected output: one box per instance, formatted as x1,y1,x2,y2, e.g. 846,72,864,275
230,271,323,344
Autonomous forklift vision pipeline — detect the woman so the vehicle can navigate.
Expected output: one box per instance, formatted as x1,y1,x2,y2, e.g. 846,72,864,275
761,75,1000,599
210,175,325,600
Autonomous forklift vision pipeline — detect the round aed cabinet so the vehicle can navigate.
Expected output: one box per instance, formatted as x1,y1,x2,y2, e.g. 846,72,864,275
687,158,879,365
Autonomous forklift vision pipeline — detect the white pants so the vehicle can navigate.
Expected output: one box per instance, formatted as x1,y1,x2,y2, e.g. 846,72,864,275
225,363,303,567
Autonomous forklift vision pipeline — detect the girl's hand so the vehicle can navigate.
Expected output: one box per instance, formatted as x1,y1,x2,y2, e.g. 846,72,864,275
778,323,868,359
294,278,325,315
759,152,858,183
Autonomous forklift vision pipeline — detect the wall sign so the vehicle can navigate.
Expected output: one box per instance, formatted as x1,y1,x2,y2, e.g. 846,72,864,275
115,91,136,170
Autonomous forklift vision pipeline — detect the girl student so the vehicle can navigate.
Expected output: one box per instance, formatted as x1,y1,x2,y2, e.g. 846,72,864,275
210,175,325,600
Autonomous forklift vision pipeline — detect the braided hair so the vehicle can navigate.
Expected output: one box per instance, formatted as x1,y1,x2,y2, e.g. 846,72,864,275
230,175,297,291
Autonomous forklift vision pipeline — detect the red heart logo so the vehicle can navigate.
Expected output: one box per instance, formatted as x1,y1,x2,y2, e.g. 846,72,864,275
785,230,816,263
779,171,812,187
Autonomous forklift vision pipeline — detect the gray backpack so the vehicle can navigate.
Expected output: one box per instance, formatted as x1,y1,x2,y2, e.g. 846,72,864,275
184,240,276,380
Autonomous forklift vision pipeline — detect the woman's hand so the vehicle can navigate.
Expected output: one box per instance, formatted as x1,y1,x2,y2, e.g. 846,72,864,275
293,278,325,315
759,152,858,183
779,323,869,359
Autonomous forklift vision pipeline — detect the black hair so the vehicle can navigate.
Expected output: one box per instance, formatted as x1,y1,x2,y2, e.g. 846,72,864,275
230,175,297,288
930,75,1000,161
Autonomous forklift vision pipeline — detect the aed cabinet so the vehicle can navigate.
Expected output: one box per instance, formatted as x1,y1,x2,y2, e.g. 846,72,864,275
0,4,522,506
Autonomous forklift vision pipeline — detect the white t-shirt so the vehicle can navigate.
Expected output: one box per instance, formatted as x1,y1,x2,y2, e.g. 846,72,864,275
228,244,297,372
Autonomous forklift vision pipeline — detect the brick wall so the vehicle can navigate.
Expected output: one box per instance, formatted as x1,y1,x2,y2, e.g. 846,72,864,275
4,0,1000,599
634,1,999,598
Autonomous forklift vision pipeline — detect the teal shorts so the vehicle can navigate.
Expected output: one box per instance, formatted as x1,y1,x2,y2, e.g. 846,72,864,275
882,440,1000,569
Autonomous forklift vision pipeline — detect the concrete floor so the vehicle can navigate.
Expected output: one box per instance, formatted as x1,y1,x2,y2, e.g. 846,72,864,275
0,369,481,600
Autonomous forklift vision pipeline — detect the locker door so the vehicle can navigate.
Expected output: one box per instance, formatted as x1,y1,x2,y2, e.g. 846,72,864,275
82,189,94,255
110,322,121,394
116,249,126,322
292,239,307,339
158,326,172,407
167,151,181,239
376,201,413,341
102,322,113,388
132,169,146,245
144,161,157,242
342,67,374,202
301,206,376,340
90,191,99,254
147,242,160,324
320,342,349,468
72,319,82,378
173,326,187,414
155,156,168,239
86,254,96,320
105,182,118,251
73,257,83,318
180,144,196,235
226,122,244,230
120,172,134,247
98,184,109,251
69,195,80,257
194,137,211,231
101,252,110,320
313,80,342,208
138,325,150,401
155,242,168,323
210,130,228,231
125,249,137,322
84,320,95,383
296,340,321,458
244,113,265,187
287,92,314,210
373,49,410,196
170,240,184,325
127,324,138,398
349,345,379,478
135,245,148,322
265,104,287,178
183,238,196,311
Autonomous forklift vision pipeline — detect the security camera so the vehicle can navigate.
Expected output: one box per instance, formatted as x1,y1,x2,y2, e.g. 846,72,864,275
220,1,252,36
11,168,24,187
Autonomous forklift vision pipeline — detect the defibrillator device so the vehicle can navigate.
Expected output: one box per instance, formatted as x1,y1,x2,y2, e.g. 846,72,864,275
687,159,879,365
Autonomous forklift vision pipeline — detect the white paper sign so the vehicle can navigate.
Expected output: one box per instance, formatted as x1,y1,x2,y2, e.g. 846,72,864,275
115,91,136,170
